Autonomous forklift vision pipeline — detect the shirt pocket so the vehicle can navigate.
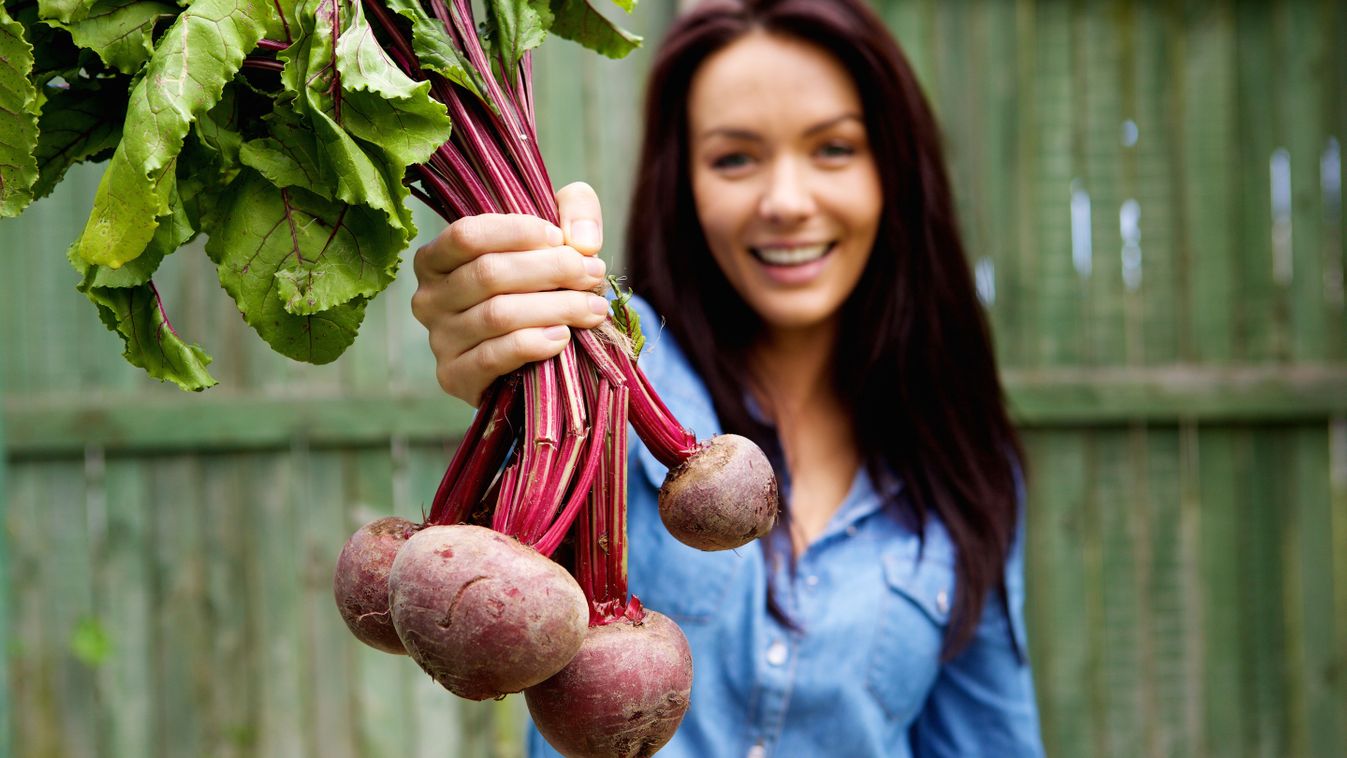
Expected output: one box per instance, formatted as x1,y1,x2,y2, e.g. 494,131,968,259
864,546,952,723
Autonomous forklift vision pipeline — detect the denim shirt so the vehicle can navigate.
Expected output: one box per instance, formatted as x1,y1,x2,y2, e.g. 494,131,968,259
527,298,1044,757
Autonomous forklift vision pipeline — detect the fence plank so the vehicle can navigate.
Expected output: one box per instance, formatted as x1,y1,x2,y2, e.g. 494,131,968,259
94,456,154,757
1286,427,1340,757
1330,418,1347,752
1182,0,1239,363
1234,0,1286,362
0,361,8,756
250,450,306,757
1133,1,1183,366
1240,431,1290,756
1023,429,1093,756
1284,0,1330,361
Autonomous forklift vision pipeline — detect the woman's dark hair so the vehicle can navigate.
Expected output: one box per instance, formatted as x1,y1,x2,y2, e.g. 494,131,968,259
624,0,1027,657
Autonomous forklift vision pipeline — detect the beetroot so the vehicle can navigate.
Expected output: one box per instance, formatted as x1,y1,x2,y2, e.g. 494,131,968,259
658,434,778,551
526,611,692,758
332,516,419,655
388,524,588,700
616,345,780,552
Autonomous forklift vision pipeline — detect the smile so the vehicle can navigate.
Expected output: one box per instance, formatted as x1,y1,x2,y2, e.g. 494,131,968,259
749,242,836,267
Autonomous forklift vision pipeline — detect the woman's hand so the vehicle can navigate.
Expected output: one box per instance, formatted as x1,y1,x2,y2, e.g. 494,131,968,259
411,182,609,406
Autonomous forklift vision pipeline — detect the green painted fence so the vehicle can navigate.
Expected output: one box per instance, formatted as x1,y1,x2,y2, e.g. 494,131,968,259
4,1,1346,756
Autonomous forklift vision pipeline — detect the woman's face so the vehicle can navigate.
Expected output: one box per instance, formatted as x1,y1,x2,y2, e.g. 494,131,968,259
688,31,882,336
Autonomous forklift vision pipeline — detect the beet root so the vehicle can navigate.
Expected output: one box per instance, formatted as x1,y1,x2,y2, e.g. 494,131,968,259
525,610,693,758
333,516,419,655
389,524,588,700
658,433,779,551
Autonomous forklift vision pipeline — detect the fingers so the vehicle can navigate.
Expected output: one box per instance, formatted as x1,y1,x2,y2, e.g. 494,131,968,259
412,192,606,406
463,290,610,344
415,213,564,280
421,290,609,405
435,246,607,316
438,327,573,404
555,182,604,256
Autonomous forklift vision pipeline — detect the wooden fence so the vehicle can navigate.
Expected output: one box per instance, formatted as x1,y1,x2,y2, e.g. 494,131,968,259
4,0,1346,756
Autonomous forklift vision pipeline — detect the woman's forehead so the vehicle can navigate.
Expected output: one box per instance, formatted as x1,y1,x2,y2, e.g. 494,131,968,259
687,32,862,133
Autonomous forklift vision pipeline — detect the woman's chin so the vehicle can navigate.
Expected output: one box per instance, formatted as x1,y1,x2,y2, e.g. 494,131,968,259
748,293,845,335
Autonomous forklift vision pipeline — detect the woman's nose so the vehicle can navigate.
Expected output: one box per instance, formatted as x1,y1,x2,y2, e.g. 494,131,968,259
758,159,815,224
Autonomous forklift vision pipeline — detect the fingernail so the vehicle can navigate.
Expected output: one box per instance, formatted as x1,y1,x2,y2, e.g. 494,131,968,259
588,295,610,315
584,256,606,278
543,325,569,341
546,225,564,247
571,219,600,249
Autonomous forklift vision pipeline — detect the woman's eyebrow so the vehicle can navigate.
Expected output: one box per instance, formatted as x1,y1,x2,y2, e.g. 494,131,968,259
697,113,864,142
803,113,864,136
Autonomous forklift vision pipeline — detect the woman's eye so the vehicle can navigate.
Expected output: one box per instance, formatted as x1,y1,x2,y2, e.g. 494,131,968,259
817,142,856,160
712,152,753,170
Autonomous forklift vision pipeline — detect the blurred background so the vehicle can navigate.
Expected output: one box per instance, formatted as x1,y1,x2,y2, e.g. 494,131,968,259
3,0,1345,756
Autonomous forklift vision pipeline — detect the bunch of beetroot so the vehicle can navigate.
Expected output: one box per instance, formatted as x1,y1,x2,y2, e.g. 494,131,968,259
326,1,779,755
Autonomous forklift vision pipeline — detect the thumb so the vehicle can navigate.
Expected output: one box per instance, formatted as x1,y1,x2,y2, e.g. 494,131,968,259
555,181,604,256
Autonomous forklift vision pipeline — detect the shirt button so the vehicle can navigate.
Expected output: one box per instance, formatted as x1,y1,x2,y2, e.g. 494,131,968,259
747,744,767,758
765,640,788,666
936,589,950,614
804,575,820,587
845,525,858,537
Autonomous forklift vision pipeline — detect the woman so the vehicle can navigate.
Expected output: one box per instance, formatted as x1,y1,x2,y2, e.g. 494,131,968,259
410,0,1043,754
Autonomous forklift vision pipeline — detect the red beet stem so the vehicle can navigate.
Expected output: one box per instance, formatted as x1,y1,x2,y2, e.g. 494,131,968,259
621,349,699,469
532,376,611,557
575,380,639,626
427,377,520,525
518,344,591,545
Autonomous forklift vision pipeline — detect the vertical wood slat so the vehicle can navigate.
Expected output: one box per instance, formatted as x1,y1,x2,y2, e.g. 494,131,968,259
201,457,259,756
1023,429,1093,757
1030,0,1080,367
1329,0,1347,363
1284,0,1330,362
1242,431,1290,756
1330,418,1347,754
1182,0,1239,363
1197,428,1241,758
8,465,57,755
1233,0,1285,362
0,368,8,756
252,450,305,757
1286,428,1338,757
1133,0,1182,366
149,457,207,758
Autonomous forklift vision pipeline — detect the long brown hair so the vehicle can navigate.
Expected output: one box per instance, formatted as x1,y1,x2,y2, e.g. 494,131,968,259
625,0,1026,657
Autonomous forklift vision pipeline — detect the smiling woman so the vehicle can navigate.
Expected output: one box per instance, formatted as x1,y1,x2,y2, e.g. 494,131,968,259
688,31,882,336
683,31,883,548
412,0,1042,755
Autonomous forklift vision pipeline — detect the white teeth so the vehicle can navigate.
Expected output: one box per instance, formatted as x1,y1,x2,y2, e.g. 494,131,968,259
753,243,831,266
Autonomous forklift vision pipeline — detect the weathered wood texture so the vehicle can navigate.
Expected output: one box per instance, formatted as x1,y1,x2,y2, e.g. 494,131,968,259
2,1,1345,757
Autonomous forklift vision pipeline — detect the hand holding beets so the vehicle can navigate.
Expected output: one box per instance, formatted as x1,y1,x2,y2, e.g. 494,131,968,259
410,183,610,407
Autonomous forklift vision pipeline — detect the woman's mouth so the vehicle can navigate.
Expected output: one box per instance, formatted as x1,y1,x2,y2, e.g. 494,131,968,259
749,242,836,267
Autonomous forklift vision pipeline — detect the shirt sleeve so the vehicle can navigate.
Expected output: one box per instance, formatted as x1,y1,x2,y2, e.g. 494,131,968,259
909,470,1045,757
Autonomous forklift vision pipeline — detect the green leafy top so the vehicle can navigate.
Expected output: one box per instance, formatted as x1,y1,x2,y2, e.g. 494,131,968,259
0,0,641,390
607,274,644,358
